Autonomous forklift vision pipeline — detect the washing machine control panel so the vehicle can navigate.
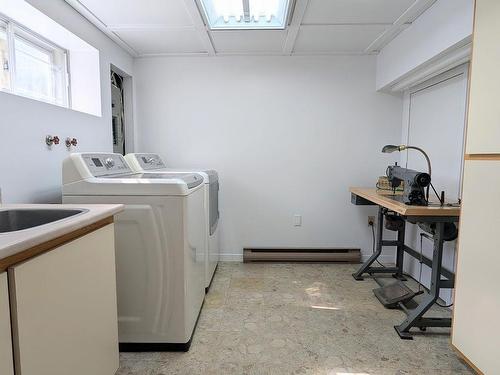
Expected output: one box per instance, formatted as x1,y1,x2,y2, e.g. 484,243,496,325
135,153,166,170
82,153,132,177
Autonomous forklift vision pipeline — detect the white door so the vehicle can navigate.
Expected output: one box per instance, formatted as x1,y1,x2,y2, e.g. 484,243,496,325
465,0,500,154
0,272,14,375
453,160,500,373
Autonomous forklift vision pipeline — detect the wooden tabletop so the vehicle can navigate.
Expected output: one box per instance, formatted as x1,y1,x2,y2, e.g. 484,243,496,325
350,187,461,217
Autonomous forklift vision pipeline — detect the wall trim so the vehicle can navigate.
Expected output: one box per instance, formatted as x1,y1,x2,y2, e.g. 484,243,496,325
385,39,472,93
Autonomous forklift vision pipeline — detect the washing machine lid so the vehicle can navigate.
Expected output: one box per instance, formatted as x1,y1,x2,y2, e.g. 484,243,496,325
62,153,203,196
107,172,203,188
125,153,218,183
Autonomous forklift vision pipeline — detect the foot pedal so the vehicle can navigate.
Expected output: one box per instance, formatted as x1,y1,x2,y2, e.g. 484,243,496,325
373,281,419,308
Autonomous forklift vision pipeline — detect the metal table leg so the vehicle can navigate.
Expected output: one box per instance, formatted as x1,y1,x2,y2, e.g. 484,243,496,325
352,206,405,280
394,222,449,339
394,220,406,280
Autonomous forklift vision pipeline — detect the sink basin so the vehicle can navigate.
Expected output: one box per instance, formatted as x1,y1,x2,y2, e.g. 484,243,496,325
0,209,84,233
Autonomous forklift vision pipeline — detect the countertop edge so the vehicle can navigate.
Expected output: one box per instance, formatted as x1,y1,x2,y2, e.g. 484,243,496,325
0,204,124,264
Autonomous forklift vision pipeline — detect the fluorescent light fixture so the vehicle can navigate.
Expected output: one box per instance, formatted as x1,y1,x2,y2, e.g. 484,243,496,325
200,0,291,29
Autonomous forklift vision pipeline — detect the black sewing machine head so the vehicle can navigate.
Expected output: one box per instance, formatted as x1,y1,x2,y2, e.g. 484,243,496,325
386,164,431,206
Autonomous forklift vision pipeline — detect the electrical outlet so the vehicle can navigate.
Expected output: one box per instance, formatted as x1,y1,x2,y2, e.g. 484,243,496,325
293,214,302,227
368,216,375,226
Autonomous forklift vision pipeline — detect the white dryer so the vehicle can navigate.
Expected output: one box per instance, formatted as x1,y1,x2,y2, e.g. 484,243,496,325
62,153,205,351
125,153,220,290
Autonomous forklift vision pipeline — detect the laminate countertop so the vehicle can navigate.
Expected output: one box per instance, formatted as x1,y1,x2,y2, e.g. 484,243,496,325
0,204,123,269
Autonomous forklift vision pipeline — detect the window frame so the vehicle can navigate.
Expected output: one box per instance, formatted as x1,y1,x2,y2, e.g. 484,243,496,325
0,13,70,107
0,19,10,92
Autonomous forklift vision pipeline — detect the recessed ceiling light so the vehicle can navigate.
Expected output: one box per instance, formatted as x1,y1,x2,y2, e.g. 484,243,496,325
199,0,292,30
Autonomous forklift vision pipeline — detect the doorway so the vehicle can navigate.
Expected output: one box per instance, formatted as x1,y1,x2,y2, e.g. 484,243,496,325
402,63,469,305
111,69,126,155
111,70,125,155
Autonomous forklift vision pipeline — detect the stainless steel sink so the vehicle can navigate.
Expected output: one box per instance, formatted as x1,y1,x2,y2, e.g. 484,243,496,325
0,209,84,233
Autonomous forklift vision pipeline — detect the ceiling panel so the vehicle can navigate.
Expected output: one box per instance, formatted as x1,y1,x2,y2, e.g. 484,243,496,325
302,0,416,25
293,25,389,53
77,0,194,27
114,28,207,55
211,30,287,53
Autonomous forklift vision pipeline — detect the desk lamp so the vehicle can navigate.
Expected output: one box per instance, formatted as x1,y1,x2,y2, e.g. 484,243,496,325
382,144,432,202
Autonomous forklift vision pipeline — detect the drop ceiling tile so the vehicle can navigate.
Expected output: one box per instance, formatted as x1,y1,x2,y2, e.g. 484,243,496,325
302,0,416,25
293,24,389,53
211,30,286,53
77,0,194,27
114,29,207,55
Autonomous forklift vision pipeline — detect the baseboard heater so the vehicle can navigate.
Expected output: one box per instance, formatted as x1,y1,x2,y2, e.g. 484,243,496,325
243,248,361,263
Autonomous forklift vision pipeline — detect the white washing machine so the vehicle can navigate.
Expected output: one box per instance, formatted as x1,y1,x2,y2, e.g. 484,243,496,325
125,153,220,290
62,153,205,351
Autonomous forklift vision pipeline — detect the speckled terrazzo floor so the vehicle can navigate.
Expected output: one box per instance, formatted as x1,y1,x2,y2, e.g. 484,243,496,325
117,263,473,375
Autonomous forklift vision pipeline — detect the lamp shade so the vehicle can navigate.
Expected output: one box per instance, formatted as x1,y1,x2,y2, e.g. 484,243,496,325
382,145,402,153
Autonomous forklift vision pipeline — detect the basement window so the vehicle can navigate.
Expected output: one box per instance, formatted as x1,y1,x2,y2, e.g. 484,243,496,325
0,15,69,106
200,0,292,30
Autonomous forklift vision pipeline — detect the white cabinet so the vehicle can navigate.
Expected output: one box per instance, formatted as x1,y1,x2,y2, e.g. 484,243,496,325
452,160,500,373
0,272,14,375
465,0,500,154
9,224,119,375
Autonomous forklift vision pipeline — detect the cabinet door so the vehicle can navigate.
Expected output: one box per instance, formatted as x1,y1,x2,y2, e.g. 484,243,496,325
9,224,119,375
452,160,500,373
465,0,500,154
0,272,14,375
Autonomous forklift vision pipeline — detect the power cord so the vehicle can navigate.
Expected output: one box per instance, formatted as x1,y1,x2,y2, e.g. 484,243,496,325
429,182,444,205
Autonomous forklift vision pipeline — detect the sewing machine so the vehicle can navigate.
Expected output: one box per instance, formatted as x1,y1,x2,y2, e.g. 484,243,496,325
386,164,430,206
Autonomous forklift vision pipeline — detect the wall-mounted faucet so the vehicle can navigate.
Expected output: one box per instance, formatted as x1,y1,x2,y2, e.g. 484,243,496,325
65,137,78,148
45,135,60,146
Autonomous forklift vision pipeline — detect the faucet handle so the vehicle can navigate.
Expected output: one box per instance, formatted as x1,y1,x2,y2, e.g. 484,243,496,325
46,135,60,146
65,137,78,148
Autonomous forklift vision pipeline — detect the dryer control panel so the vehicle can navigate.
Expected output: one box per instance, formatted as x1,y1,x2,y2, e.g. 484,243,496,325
132,153,166,170
82,153,132,177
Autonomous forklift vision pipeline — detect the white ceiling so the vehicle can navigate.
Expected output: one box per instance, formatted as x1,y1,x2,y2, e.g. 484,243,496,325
66,0,437,57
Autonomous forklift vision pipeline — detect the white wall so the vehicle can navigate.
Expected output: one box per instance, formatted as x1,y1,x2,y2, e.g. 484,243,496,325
0,0,133,203
134,55,403,259
376,0,474,91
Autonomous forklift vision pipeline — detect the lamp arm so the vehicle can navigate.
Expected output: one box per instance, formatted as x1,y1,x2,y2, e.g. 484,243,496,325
405,146,432,177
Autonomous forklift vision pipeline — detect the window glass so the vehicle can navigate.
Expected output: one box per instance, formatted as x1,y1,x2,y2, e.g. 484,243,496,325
14,35,55,102
0,24,9,90
201,0,290,29
0,7,80,110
